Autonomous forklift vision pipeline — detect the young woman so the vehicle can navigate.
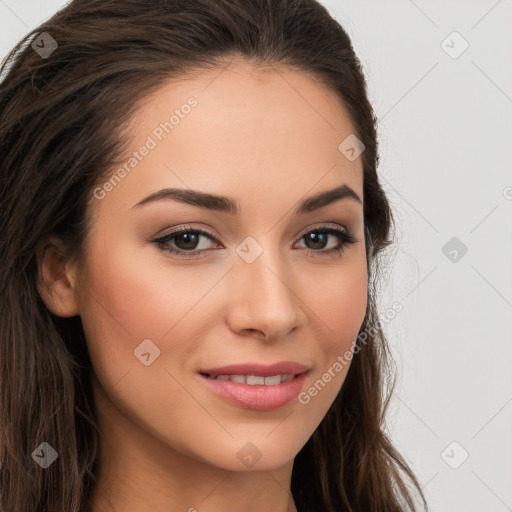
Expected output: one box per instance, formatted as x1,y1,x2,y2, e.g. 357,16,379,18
0,1,428,511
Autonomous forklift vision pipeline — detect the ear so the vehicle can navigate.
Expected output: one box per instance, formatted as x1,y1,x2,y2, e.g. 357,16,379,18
36,235,80,317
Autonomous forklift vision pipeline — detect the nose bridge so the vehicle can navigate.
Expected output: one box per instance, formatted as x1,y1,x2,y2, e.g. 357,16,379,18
228,238,302,336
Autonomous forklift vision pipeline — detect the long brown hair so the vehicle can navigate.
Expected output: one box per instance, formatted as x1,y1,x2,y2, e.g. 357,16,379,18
0,1,428,510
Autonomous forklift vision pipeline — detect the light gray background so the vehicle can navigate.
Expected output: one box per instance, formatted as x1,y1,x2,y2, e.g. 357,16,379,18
1,1,511,511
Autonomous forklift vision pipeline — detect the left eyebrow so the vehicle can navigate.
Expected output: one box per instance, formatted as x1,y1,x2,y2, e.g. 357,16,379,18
132,184,362,214
295,184,362,214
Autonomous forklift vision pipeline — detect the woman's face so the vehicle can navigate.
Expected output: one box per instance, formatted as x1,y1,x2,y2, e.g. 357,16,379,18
75,60,368,472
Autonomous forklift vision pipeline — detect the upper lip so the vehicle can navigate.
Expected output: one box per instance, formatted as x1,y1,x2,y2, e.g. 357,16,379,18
199,361,309,377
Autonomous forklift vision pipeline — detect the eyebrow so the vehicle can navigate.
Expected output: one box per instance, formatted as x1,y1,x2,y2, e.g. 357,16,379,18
132,184,362,215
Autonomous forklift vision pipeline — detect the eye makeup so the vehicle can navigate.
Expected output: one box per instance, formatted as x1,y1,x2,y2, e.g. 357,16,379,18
152,223,356,259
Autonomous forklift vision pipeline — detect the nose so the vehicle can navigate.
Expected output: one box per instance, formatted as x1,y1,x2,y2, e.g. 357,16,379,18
225,246,305,341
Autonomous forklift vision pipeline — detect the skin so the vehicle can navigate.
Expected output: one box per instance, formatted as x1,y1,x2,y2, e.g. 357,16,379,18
37,58,368,512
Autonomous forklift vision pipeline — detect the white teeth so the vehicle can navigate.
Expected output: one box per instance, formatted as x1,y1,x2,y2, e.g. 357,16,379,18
264,375,281,385
246,375,265,385
208,373,295,385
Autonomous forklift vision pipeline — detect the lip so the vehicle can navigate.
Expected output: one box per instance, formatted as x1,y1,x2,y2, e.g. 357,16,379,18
197,361,310,411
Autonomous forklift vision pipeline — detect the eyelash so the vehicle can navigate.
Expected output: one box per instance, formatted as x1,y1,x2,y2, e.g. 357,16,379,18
152,224,356,259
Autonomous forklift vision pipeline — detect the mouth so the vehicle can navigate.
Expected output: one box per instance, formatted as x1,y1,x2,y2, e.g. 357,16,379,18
199,372,298,385
197,362,310,410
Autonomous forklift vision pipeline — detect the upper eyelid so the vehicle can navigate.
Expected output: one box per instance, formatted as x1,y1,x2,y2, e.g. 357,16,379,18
155,222,350,245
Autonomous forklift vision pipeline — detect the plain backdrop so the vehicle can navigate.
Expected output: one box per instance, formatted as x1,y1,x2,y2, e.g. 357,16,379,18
1,1,511,511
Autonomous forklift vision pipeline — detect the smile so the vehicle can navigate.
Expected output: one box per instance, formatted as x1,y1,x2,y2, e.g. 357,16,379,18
198,370,309,410
203,373,296,385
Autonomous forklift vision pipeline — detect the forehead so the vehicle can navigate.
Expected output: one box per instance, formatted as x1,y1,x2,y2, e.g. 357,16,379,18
93,59,363,218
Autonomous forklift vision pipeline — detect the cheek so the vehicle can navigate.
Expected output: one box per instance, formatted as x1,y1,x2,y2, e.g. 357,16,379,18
79,236,197,344
312,254,368,349
77,242,213,448
76,238,175,383
77,236,227,399
300,255,368,405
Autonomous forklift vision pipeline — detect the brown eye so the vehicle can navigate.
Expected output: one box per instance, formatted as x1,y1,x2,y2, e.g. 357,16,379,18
153,228,219,256
295,227,356,257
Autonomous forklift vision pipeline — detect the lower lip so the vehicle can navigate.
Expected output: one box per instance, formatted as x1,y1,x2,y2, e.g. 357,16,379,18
198,372,309,410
